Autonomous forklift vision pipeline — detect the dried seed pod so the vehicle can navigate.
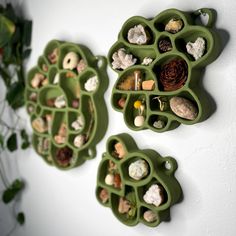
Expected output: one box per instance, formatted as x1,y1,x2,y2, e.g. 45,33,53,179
158,38,172,52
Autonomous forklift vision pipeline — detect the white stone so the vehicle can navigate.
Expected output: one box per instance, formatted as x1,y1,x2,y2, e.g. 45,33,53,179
105,174,114,185
134,115,145,127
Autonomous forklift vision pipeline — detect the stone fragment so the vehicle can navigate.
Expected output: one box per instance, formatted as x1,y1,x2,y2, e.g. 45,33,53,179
128,159,149,180
143,184,164,207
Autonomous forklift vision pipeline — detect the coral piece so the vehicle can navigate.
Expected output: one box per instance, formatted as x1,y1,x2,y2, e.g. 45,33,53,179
159,59,188,91
170,96,198,120
112,48,137,70
143,184,164,207
165,19,183,33
141,57,153,65
128,159,149,180
127,24,149,45
84,75,98,92
186,37,206,60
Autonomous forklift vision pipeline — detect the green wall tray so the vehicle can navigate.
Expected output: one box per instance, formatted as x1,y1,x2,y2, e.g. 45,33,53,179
96,133,182,227
108,8,221,132
25,40,109,170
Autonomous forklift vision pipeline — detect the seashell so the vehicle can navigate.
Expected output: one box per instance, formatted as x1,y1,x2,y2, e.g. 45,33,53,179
48,48,59,64
84,75,98,92
31,73,45,88
71,116,84,131
62,51,79,70
143,210,158,223
127,24,149,45
105,174,114,185
32,117,48,133
99,188,109,203
77,59,87,73
54,95,66,108
112,48,137,70
114,142,126,159
165,18,183,33
134,115,145,127
186,37,205,60
143,184,164,207
53,73,60,84
142,80,155,91
153,120,165,129
128,159,149,180
73,134,86,148
141,57,153,65
170,96,198,120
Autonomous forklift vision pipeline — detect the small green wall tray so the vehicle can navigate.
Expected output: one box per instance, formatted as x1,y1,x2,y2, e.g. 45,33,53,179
25,40,108,169
96,133,182,227
108,8,221,132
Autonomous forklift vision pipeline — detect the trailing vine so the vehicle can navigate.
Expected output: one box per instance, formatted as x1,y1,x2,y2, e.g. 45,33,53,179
0,2,32,231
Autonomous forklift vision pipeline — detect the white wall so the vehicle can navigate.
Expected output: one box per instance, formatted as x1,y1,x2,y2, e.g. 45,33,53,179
1,0,236,235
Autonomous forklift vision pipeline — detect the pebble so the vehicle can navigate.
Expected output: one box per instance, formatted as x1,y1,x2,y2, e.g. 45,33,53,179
128,159,149,180
134,115,145,127
170,96,198,120
105,174,114,185
143,210,158,222
143,184,164,207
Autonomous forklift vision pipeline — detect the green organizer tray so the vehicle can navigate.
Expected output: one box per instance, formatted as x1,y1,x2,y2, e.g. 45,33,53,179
96,133,182,227
25,40,108,169
108,8,221,132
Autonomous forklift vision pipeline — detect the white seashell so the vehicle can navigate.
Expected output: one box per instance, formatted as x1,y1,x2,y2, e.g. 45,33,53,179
53,73,60,84
186,37,205,60
112,48,137,70
134,115,145,127
84,76,98,92
71,116,84,131
62,52,79,70
143,184,164,207
73,134,86,148
170,96,198,120
105,174,114,185
127,24,149,45
54,95,66,108
128,159,149,180
141,57,153,65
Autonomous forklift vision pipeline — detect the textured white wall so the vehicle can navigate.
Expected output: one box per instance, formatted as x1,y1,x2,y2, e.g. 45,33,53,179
1,0,236,235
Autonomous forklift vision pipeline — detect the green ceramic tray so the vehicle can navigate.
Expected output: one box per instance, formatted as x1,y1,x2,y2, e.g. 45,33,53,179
108,8,221,132
96,133,182,227
25,40,108,170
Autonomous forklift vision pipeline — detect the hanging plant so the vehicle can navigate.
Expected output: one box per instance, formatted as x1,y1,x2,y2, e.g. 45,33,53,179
0,2,32,231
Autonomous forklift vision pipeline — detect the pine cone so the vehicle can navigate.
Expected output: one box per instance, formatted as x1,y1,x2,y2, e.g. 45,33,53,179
159,59,188,91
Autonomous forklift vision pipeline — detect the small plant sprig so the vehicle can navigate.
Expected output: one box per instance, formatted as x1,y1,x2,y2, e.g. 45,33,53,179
0,2,32,231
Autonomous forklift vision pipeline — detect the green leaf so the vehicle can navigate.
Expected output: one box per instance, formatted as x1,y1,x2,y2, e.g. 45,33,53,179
20,129,30,149
21,141,30,149
7,132,17,152
22,48,31,59
0,66,11,88
22,20,32,47
2,188,15,203
0,14,15,47
17,212,25,225
6,81,25,109
0,133,4,148
2,179,24,204
12,179,24,191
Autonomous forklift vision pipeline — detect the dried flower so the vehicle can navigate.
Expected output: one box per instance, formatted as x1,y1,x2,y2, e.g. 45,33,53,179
159,59,188,91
